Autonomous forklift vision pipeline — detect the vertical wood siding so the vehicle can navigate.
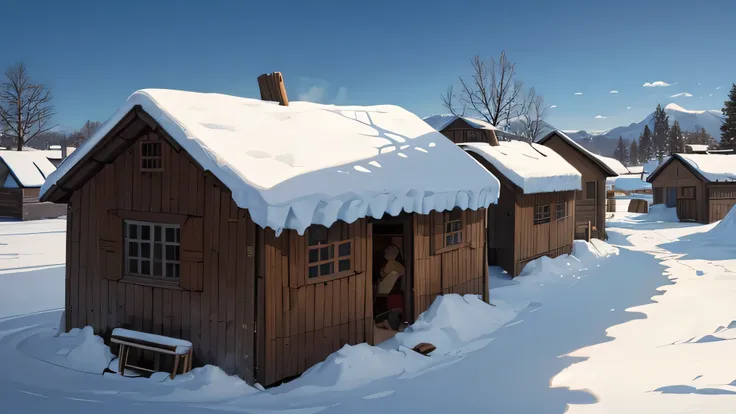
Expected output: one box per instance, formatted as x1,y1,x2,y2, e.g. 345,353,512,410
261,219,373,386
412,209,487,319
648,158,708,223
513,192,575,276
540,134,609,239
66,131,258,382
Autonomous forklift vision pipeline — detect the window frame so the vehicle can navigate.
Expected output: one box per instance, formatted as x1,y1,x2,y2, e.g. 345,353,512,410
124,220,181,285
435,209,465,255
555,201,569,220
533,204,551,225
305,225,355,285
140,141,164,172
585,181,597,200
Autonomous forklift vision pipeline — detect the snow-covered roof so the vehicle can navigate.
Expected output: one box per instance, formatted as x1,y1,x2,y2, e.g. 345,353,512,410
613,174,652,192
0,151,57,187
41,89,500,234
537,131,619,177
460,141,581,194
627,166,644,174
676,154,736,182
648,153,736,183
685,144,709,152
593,154,630,175
422,114,499,132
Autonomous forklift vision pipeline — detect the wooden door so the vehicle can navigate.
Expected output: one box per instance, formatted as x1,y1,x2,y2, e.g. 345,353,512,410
676,186,697,221
666,188,677,208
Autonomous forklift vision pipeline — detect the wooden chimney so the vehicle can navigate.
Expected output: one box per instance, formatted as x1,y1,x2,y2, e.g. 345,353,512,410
257,72,289,106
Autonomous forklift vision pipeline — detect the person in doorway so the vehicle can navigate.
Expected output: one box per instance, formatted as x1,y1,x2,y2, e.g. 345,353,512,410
375,245,406,331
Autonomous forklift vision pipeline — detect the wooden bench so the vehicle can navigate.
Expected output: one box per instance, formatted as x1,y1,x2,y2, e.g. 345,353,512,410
111,328,193,380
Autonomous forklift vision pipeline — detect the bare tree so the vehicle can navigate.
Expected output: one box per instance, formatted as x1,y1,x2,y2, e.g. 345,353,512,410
516,88,549,142
442,52,523,128
0,62,55,151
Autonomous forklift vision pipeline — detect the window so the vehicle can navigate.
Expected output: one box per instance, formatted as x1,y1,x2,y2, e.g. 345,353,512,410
444,210,463,246
534,204,551,225
140,142,163,171
466,130,483,142
125,221,180,280
556,202,568,220
585,181,597,200
307,225,352,281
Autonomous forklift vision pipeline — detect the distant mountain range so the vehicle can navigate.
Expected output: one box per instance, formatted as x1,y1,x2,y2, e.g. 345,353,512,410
551,103,725,158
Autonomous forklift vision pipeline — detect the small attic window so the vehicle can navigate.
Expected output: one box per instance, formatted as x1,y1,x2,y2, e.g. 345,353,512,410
140,142,163,172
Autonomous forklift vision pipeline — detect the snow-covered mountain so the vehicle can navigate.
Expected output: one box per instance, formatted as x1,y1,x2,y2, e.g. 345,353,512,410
601,103,723,140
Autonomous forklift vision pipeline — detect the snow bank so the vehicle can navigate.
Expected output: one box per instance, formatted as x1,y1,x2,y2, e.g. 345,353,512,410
461,141,581,194
423,114,499,131
647,205,679,222
275,294,503,395
20,326,114,374
0,151,57,187
41,90,500,235
521,239,619,277
143,365,259,403
614,174,651,192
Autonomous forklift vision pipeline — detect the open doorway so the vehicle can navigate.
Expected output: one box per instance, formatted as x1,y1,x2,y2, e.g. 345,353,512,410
372,214,413,345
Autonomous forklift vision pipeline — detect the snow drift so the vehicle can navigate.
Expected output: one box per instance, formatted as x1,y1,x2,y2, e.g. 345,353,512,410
20,326,114,374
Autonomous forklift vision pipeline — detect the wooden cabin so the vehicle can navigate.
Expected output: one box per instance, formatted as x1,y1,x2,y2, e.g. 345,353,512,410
647,153,736,223
459,141,581,276
39,74,500,387
423,114,501,146
0,151,67,220
537,131,619,240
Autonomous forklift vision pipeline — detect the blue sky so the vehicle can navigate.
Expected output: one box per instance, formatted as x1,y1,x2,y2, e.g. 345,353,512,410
2,0,734,133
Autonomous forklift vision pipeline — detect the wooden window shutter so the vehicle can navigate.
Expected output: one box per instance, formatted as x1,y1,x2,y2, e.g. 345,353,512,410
100,212,123,281
179,216,204,292
430,211,444,255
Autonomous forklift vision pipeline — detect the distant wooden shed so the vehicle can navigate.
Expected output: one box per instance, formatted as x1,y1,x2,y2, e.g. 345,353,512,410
0,151,66,220
647,153,736,223
460,141,581,276
537,131,619,240
40,75,499,386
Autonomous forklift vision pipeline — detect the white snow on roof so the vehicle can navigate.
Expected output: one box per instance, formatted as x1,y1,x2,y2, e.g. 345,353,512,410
460,141,581,194
626,166,644,174
613,174,652,192
539,131,619,177
685,144,709,152
677,154,736,182
42,90,500,234
422,114,499,132
0,151,57,187
593,154,630,175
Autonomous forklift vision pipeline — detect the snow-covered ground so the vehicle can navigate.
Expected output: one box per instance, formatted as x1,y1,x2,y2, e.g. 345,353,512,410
1,209,736,413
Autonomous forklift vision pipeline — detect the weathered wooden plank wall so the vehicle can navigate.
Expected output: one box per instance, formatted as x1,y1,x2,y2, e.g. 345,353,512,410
261,219,373,386
513,192,575,276
66,131,257,382
412,210,487,318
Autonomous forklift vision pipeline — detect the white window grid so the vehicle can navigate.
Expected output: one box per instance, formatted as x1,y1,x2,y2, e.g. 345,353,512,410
124,220,181,279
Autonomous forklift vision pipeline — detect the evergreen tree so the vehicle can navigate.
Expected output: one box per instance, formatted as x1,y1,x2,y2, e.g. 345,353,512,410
612,136,628,165
686,127,717,147
667,120,684,154
652,104,670,161
720,83,736,149
629,140,639,165
639,125,653,161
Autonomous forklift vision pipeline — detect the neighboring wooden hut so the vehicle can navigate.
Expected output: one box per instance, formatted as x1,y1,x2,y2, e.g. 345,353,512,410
0,151,66,220
647,153,736,223
459,141,581,276
537,131,619,240
423,114,501,146
39,74,500,386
